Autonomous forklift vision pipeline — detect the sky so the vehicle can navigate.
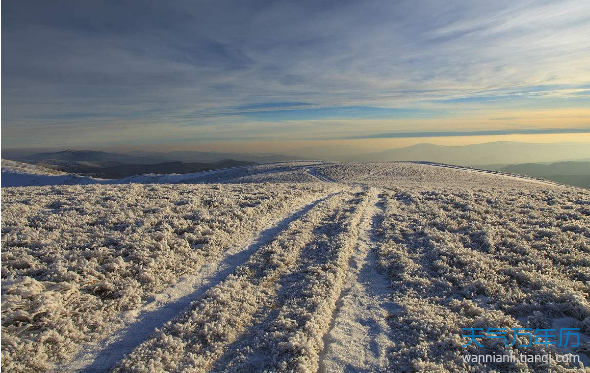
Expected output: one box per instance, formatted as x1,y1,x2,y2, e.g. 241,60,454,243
2,0,590,152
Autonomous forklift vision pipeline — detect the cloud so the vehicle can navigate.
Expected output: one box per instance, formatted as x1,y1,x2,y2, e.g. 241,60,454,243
2,0,590,147
346,128,590,140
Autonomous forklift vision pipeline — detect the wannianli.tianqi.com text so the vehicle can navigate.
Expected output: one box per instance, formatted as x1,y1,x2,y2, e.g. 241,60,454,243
462,353,580,365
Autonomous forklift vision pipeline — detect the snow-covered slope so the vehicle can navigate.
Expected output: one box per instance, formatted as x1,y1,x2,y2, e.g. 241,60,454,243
1,160,319,187
1,162,589,372
1,159,99,187
2,159,570,190
1,159,67,175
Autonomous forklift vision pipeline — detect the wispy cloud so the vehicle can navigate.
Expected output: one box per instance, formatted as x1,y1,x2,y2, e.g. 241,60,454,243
2,0,590,147
347,128,590,140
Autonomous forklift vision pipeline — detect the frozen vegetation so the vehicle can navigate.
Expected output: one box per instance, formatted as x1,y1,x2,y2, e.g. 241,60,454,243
1,161,589,372
374,186,590,372
1,183,337,371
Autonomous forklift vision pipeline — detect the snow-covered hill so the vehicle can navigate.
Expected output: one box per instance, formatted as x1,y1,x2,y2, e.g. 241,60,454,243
2,159,567,189
1,159,99,187
1,162,589,372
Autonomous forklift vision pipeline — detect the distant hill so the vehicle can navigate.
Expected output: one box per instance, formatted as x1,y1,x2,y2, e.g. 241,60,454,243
500,161,590,177
340,142,590,165
17,149,166,166
1,159,68,176
81,160,255,179
3,150,257,178
1,157,256,185
537,175,590,189
477,161,590,189
6,142,590,170
1,159,98,187
126,150,304,163
4,148,303,165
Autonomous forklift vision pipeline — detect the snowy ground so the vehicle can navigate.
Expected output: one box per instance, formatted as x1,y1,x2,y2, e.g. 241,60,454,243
2,162,589,372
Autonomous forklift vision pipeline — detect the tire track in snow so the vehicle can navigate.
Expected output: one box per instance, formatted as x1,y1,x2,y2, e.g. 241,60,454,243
60,192,340,373
111,191,357,372
318,188,398,372
211,189,369,372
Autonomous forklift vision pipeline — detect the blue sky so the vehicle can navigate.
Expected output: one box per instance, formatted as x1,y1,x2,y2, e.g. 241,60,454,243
2,0,590,149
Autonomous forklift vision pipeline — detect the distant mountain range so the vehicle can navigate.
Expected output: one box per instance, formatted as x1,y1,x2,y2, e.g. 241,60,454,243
126,150,304,163
338,142,590,165
3,141,589,183
476,161,590,189
83,160,254,179
6,141,590,166
5,149,304,165
5,150,255,179
500,161,590,176
20,149,164,165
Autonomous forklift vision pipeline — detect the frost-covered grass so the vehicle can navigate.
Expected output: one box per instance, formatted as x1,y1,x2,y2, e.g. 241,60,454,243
374,187,590,372
1,183,336,372
2,162,589,372
114,189,367,373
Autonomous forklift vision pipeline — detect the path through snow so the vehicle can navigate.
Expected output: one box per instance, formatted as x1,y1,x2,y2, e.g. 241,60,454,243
318,189,398,372
61,193,336,373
